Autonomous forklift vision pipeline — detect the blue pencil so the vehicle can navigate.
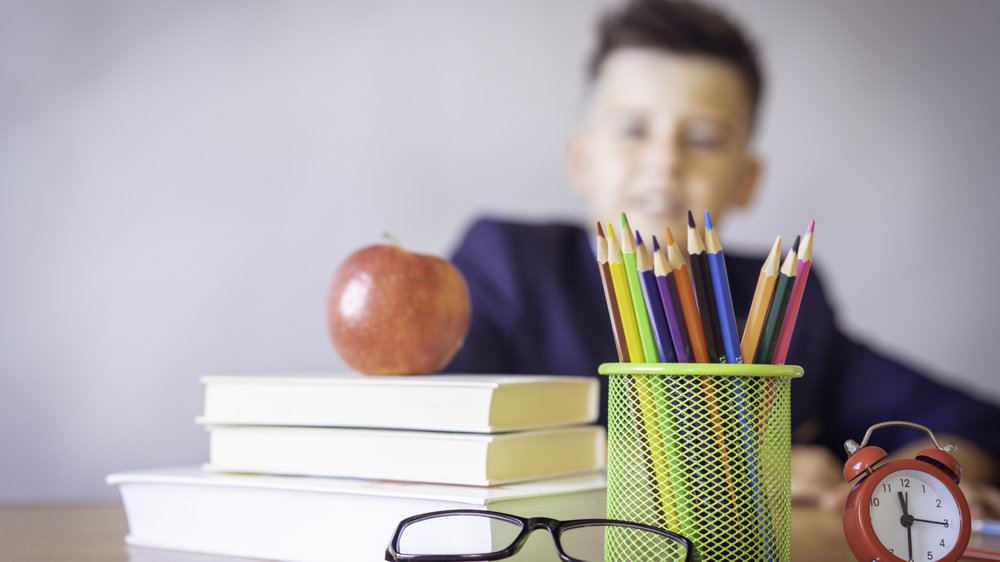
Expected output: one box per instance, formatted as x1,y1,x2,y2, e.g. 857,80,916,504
703,211,743,365
636,231,676,363
704,211,773,557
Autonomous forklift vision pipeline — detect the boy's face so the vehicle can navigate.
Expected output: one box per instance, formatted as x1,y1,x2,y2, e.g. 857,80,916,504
569,48,760,247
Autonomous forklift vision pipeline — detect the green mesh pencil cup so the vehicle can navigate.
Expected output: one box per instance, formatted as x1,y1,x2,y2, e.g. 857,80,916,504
599,362,804,562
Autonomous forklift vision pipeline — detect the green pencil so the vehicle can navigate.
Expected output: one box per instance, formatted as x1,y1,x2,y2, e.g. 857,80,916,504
757,236,799,364
621,213,660,363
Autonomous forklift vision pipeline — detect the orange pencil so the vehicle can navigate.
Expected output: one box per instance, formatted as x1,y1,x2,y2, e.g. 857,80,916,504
596,222,629,362
666,227,736,522
663,226,709,363
740,236,782,364
757,236,798,364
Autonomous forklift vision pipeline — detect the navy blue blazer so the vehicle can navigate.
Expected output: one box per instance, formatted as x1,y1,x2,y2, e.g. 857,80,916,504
443,218,1000,460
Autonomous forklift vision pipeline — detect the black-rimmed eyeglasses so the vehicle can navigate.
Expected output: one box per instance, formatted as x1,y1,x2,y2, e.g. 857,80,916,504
385,509,692,562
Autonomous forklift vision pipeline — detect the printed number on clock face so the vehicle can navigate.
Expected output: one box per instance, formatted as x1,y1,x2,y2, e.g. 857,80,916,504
868,468,961,561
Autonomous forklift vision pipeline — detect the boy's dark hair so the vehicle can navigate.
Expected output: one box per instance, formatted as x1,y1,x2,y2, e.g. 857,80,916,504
589,0,763,128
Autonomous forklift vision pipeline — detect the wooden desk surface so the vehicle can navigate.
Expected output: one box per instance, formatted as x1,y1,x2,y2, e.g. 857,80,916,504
1,502,996,561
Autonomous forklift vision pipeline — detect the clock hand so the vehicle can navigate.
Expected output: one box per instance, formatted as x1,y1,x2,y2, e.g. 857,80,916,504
907,523,913,561
901,491,913,562
912,518,948,526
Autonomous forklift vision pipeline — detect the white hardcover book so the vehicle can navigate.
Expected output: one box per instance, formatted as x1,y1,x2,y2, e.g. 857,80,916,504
108,466,607,562
199,373,598,433
203,424,607,486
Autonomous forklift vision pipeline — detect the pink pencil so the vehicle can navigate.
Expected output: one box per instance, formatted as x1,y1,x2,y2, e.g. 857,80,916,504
772,220,815,364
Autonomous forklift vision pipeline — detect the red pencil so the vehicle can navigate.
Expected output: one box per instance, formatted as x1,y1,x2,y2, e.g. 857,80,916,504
772,220,814,364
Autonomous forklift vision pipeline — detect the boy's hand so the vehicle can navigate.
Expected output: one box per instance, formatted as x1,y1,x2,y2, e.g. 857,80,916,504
790,445,845,506
959,481,1000,520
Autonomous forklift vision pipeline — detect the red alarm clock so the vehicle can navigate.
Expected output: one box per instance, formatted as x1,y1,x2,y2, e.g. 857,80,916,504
842,421,971,562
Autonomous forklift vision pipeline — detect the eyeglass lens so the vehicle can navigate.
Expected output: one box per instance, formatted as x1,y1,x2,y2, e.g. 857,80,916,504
397,513,686,561
397,513,522,556
560,524,687,561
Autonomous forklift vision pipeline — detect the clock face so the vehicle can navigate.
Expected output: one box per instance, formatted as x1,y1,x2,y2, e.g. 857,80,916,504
868,468,962,561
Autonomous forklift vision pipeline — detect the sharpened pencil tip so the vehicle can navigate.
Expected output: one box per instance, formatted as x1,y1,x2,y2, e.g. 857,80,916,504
651,235,660,252
635,230,643,246
687,210,696,228
792,235,801,252
665,226,676,245
704,210,714,230
806,219,816,235
604,221,618,240
620,212,630,230
596,221,604,237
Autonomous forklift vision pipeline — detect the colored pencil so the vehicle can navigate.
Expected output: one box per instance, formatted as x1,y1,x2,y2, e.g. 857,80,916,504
758,227,813,533
703,211,742,365
687,210,724,363
664,226,710,363
652,236,691,363
621,214,660,363
606,223,645,362
687,213,745,536
756,236,799,365
741,236,782,364
620,367,671,529
641,232,694,532
664,227,737,532
596,222,629,362
772,220,815,365
607,222,677,528
664,226,736,522
637,232,677,363
755,234,803,467
705,211,773,555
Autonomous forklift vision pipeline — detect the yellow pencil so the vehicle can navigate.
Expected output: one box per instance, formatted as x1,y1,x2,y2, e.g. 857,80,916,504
606,223,645,362
608,221,677,528
741,236,782,364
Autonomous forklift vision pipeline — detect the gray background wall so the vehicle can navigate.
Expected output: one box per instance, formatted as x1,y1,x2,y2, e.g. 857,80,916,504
2,0,999,501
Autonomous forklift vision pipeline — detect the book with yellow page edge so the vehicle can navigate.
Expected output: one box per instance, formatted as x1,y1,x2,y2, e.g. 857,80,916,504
202,424,606,486
108,466,607,562
199,373,598,433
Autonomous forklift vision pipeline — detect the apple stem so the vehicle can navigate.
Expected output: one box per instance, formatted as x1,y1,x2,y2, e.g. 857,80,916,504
383,231,402,248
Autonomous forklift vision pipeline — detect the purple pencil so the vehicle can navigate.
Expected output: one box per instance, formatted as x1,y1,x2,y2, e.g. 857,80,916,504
636,231,677,362
653,236,692,363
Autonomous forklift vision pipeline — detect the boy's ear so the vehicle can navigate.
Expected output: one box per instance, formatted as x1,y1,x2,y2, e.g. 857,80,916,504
735,154,763,208
566,132,589,194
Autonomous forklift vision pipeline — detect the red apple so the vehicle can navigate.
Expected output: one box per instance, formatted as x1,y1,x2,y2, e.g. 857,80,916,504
327,243,471,375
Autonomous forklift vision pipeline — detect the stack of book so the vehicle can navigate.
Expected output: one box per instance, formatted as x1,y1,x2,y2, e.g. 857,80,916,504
109,374,608,561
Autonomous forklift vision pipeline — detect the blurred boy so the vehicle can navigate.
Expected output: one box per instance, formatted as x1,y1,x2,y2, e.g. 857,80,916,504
444,0,999,516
